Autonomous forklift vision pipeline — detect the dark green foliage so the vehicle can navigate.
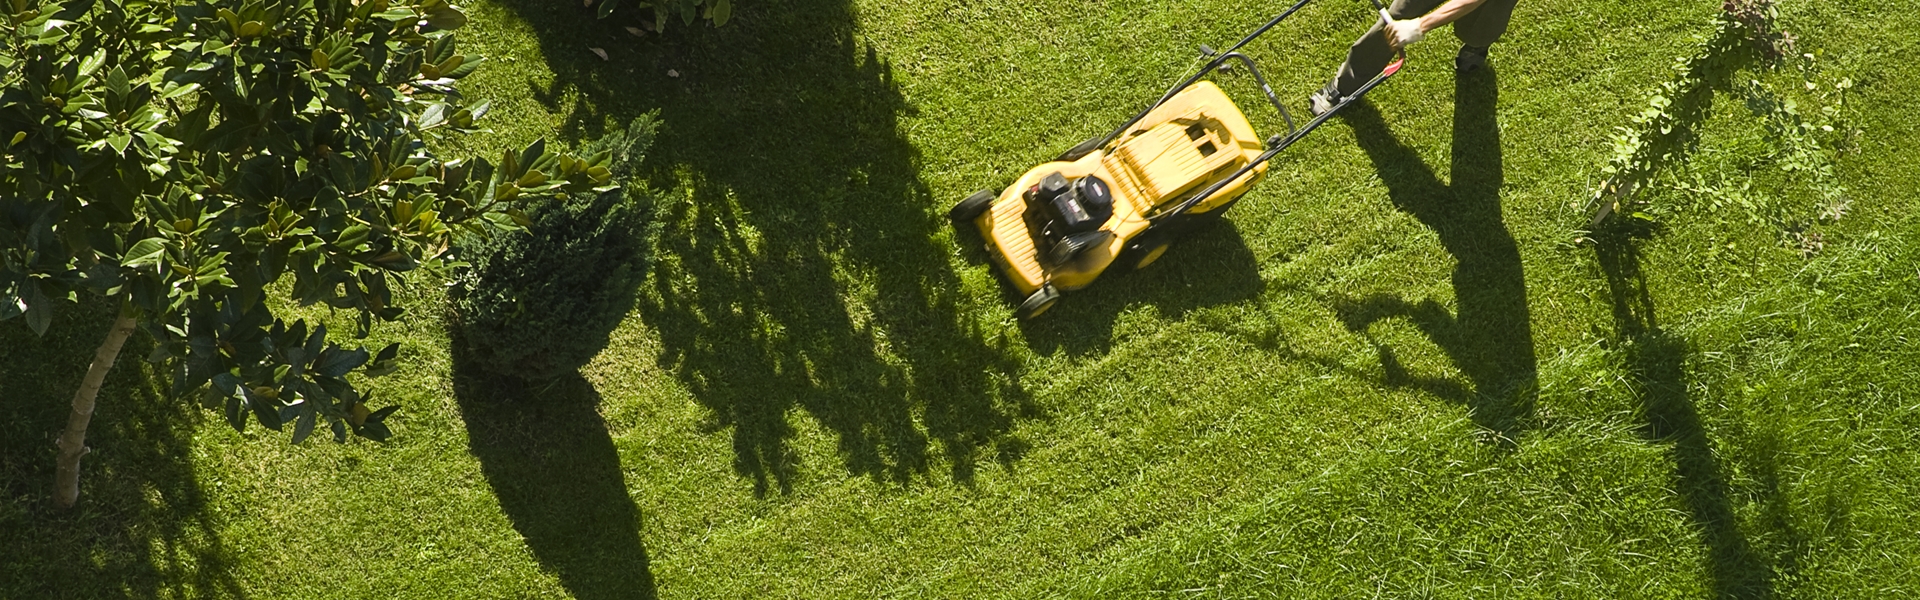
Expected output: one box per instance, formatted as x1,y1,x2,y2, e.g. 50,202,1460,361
450,115,658,382
0,0,614,443
595,0,734,29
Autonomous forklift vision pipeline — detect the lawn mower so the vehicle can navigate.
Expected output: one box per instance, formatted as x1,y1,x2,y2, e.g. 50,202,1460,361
951,0,1405,318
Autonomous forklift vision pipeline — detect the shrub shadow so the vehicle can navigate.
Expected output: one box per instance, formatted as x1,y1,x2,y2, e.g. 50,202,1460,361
1593,228,1779,599
1325,69,1537,439
0,297,245,598
490,0,1036,496
451,347,658,600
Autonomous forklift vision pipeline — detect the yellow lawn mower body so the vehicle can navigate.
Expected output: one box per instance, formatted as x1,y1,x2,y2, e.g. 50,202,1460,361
974,82,1268,298
949,0,1403,318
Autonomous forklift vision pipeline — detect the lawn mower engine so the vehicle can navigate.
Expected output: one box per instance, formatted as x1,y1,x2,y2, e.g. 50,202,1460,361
1025,172,1115,265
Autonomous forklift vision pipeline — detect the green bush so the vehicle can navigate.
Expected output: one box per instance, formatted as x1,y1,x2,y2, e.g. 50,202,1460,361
449,115,659,381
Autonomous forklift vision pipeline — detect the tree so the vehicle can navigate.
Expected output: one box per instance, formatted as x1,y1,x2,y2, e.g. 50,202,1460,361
0,0,616,508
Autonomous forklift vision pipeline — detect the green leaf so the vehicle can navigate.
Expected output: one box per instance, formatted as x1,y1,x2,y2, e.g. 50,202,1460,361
443,55,484,79
711,0,730,26
23,285,51,336
424,5,466,29
368,405,400,423
360,420,392,441
365,342,402,377
123,237,168,268
78,49,107,77
517,138,545,178
305,324,329,365
107,132,132,155
36,20,70,45
313,346,370,377
160,82,201,100
291,409,316,444
334,224,370,250
136,131,174,152
419,102,448,129
226,396,248,432
427,34,458,65
251,396,284,431
597,0,619,18
105,66,130,99
372,8,413,22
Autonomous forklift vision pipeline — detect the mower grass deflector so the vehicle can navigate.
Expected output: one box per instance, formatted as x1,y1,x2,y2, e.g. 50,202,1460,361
953,0,1404,319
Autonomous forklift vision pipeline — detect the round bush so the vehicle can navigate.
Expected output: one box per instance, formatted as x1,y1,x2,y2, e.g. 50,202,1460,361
449,116,658,381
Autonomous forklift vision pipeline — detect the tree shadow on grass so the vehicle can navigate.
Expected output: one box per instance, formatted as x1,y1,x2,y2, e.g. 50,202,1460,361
452,348,657,600
1326,69,1536,440
0,297,245,598
1593,227,1778,600
490,0,1038,496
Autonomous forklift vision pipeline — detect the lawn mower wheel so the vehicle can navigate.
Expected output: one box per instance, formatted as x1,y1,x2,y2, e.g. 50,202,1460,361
950,189,996,222
1017,284,1063,318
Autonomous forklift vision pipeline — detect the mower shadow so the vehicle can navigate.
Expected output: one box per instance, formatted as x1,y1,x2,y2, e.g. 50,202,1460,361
1329,69,1537,440
490,0,1037,496
1015,220,1266,356
0,296,245,599
1592,228,1782,600
451,350,659,600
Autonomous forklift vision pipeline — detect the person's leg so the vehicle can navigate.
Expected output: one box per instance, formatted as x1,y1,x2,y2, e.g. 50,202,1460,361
1452,0,1518,49
1332,0,1446,95
1450,0,1517,72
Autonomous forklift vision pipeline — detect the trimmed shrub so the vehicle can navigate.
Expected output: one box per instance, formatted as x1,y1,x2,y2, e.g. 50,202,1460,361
449,115,659,381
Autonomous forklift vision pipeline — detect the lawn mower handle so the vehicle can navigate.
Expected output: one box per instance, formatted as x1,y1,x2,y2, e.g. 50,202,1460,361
1210,0,1402,138
1087,0,1317,153
1149,51,1402,222
1137,0,1407,224
1089,0,1400,163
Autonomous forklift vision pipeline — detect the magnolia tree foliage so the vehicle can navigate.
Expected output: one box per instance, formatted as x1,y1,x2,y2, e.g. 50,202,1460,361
0,0,615,446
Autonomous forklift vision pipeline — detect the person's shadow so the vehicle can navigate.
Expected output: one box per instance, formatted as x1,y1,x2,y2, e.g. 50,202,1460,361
1328,69,1537,440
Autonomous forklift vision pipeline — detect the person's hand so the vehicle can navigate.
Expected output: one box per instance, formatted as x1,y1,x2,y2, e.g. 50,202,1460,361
1380,9,1426,49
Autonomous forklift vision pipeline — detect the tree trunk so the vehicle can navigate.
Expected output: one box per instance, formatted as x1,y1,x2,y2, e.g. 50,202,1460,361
52,311,137,509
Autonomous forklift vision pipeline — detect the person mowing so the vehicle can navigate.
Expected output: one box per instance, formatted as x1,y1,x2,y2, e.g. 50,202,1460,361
1309,0,1519,116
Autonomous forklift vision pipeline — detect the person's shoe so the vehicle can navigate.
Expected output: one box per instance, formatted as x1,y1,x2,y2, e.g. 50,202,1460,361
1308,83,1345,117
1455,45,1490,73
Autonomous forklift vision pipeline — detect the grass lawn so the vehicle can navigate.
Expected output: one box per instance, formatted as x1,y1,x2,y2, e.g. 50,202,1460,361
4,0,1919,597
